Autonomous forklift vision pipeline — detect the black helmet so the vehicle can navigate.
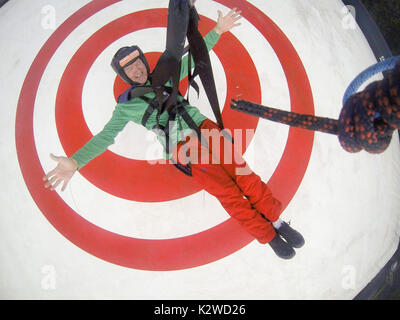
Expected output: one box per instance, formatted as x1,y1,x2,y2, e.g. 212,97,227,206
111,46,150,85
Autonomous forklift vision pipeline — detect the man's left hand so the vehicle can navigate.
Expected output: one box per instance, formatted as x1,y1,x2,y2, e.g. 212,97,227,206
214,8,242,35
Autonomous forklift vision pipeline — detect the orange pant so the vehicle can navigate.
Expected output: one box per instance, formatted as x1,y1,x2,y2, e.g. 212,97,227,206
173,119,281,244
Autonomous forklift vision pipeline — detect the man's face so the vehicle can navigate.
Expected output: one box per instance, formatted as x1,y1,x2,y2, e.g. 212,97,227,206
123,59,148,85
119,51,148,84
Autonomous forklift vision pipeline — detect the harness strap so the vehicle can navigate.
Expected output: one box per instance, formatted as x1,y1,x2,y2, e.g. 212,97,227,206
141,99,157,127
186,7,225,132
176,103,208,149
128,85,154,99
150,0,189,115
187,49,200,100
121,1,228,175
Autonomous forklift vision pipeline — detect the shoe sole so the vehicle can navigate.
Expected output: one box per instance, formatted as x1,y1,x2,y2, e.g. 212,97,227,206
275,225,305,249
280,250,296,260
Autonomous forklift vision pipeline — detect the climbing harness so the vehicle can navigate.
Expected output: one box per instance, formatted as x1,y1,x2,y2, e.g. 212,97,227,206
115,0,227,175
231,56,400,154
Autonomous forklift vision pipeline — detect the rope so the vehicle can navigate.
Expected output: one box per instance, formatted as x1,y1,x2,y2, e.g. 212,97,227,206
231,57,400,154
343,56,400,106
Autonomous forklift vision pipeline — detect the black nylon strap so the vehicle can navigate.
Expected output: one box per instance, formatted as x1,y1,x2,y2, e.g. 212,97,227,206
150,0,190,115
139,87,172,128
187,49,200,100
176,103,208,149
128,86,154,99
173,162,192,176
164,111,178,155
141,100,156,127
126,1,230,175
126,0,224,137
186,6,224,131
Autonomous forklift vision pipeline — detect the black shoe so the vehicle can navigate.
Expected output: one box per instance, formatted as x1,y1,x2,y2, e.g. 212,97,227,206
275,221,305,248
268,233,295,260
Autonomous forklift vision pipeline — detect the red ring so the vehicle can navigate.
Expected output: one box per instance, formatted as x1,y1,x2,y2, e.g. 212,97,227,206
56,10,261,202
16,0,314,271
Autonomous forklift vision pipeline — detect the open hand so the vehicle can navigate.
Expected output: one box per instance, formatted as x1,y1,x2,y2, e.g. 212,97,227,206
214,8,242,35
42,154,78,192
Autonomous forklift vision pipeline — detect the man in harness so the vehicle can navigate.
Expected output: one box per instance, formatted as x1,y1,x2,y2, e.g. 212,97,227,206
43,0,304,260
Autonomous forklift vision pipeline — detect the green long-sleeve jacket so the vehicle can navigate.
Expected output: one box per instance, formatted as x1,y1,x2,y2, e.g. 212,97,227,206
71,29,220,170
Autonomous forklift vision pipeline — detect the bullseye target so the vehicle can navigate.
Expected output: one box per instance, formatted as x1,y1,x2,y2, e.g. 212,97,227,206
16,0,314,271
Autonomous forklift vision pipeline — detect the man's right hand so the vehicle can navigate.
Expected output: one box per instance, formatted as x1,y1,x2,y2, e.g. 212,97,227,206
42,154,78,192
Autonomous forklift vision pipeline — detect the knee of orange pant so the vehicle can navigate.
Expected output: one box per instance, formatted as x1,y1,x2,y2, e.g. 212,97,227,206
268,199,283,222
258,200,282,223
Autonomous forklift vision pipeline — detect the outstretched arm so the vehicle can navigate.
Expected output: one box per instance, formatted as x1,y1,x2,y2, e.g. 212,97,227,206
43,105,130,191
213,7,242,35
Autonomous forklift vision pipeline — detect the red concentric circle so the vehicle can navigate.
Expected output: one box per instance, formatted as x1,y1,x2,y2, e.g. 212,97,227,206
55,10,261,202
16,0,314,271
